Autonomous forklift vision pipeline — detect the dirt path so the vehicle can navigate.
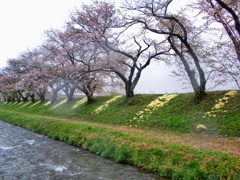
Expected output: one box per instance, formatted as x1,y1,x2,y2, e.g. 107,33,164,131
3,110,240,157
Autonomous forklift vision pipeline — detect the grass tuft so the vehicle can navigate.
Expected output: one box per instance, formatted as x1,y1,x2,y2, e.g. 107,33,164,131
0,91,239,179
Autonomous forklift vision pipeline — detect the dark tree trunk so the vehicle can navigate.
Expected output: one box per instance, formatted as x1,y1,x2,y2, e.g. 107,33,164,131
82,89,94,104
22,97,28,102
17,91,25,102
16,96,21,102
80,86,94,104
87,95,94,104
221,20,240,64
117,69,143,100
78,79,97,104
39,95,46,103
13,92,21,102
193,87,206,103
235,42,240,64
37,90,46,103
168,37,206,102
30,94,35,102
125,83,134,98
215,0,240,36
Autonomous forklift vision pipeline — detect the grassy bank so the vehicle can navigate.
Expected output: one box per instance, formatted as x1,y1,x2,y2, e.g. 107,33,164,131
0,91,239,179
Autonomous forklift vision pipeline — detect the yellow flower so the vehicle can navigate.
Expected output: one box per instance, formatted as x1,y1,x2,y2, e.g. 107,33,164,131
196,124,207,130
71,98,87,110
204,90,237,118
29,101,41,108
129,94,178,127
94,95,123,114
51,99,67,109
44,101,51,106
225,90,237,97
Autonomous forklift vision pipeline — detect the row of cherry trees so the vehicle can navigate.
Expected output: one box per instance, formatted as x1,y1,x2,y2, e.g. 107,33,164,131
0,0,239,104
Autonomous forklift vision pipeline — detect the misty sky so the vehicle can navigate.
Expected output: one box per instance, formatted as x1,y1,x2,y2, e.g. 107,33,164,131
0,0,236,94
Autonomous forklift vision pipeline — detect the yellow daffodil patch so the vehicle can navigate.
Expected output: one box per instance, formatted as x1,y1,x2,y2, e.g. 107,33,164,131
204,90,237,118
128,94,178,127
44,101,51,106
93,95,123,114
71,97,87,110
196,124,207,130
29,101,41,108
51,99,68,109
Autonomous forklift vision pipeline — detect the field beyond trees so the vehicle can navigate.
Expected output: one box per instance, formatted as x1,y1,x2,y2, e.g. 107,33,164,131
0,90,239,179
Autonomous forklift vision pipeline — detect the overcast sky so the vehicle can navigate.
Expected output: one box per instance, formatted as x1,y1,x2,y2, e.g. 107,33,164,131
0,0,86,67
0,1,236,94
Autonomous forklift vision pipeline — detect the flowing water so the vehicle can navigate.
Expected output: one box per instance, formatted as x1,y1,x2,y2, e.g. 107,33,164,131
0,120,159,180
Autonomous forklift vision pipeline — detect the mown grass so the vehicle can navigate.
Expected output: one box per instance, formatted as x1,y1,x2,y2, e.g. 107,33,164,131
0,90,239,179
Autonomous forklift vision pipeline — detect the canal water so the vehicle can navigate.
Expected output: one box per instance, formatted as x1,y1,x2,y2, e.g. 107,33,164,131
0,120,158,180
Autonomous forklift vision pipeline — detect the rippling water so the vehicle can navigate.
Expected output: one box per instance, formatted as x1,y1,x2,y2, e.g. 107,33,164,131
0,120,159,180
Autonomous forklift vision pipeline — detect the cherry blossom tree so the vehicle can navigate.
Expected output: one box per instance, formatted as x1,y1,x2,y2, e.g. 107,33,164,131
202,39,240,89
0,72,18,102
44,28,109,104
191,0,240,88
69,0,169,99
9,48,51,102
213,0,240,35
1,0,238,104
195,0,240,63
70,42,108,104
39,43,70,103
4,57,31,101
124,0,208,102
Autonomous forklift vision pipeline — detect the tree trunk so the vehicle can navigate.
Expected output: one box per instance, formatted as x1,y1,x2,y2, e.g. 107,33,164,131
22,97,28,102
51,90,58,104
87,95,94,104
63,86,75,103
168,37,206,102
37,90,46,103
193,85,206,103
30,94,35,102
39,95,46,103
67,87,75,103
17,91,25,102
16,96,21,102
81,88,94,104
235,42,240,64
14,92,21,102
7,95,12,102
125,83,134,98
50,84,66,104
125,69,143,99
218,16,240,64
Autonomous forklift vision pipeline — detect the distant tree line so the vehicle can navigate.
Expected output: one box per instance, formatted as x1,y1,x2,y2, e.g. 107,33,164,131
0,0,239,104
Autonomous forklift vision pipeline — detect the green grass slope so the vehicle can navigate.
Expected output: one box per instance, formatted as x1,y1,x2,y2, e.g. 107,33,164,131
0,90,239,179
